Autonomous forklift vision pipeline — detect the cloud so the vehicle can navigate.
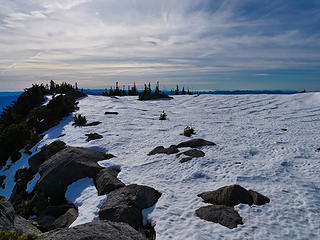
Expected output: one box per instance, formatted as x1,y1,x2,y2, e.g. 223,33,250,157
0,0,320,90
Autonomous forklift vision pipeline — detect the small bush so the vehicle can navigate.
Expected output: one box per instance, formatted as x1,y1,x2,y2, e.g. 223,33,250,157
183,126,195,137
159,111,167,120
26,131,43,151
73,114,87,126
0,231,38,240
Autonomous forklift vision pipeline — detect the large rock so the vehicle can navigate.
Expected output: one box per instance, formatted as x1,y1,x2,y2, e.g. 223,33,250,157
37,147,110,203
38,221,146,240
29,140,66,172
195,205,243,229
198,185,253,206
177,139,216,148
0,197,15,231
99,184,162,230
148,145,179,156
248,190,270,205
95,169,125,196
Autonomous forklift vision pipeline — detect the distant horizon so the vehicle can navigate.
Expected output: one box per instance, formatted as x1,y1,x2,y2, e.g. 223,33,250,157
0,1,320,91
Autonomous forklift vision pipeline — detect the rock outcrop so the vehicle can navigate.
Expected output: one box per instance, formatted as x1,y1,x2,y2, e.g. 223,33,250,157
198,185,254,206
177,139,216,148
148,145,179,156
29,140,66,172
38,221,146,240
95,169,125,196
99,184,162,230
37,147,110,203
195,205,243,229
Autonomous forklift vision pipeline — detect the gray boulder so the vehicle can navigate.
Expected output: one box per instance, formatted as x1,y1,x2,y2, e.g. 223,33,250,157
148,145,179,155
38,220,146,240
195,205,243,229
95,169,125,196
29,140,66,172
248,190,270,205
177,139,216,148
198,185,253,206
13,215,42,235
99,184,162,230
37,147,110,203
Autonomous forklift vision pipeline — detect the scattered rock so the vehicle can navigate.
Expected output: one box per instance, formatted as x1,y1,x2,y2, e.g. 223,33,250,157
29,140,67,172
105,111,119,115
183,126,195,137
195,205,243,229
111,96,119,99
86,121,102,126
53,208,78,229
281,128,287,131
176,149,205,158
180,157,193,163
177,139,216,148
99,184,162,230
37,147,110,203
198,185,253,206
86,133,103,142
317,148,320,152
37,220,146,240
148,145,179,156
95,169,125,196
235,162,241,164
248,190,270,205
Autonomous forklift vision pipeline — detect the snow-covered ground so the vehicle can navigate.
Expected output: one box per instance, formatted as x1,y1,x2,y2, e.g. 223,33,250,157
1,93,320,239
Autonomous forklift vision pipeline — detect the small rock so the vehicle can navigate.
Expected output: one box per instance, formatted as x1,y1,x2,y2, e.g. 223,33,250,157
198,185,253,206
86,121,102,126
281,128,287,131
148,145,179,156
95,169,125,196
176,149,205,158
86,133,103,142
177,139,216,148
248,190,270,205
235,162,241,164
180,157,193,163
195,205,243,229
316,148,320,152
105,111,119,115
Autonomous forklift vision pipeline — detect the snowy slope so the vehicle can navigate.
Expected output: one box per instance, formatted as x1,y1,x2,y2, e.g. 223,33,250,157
1,93,320,239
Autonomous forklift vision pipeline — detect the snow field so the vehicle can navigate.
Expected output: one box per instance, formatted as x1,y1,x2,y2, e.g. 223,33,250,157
1,93,320,239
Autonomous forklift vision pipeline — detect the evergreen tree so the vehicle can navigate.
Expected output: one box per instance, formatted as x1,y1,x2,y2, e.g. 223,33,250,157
175,85,179,95
182,87,186,95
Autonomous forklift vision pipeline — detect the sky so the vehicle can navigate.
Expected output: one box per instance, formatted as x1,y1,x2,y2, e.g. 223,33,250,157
0,0,320,91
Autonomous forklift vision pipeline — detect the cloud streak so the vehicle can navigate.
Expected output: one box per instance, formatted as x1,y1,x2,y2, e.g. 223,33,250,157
0,0,320,90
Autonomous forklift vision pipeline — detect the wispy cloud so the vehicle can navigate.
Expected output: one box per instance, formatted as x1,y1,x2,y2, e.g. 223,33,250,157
0,0,320,90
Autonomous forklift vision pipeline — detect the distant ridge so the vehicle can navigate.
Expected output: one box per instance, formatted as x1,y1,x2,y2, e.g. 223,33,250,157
82,89,300,95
